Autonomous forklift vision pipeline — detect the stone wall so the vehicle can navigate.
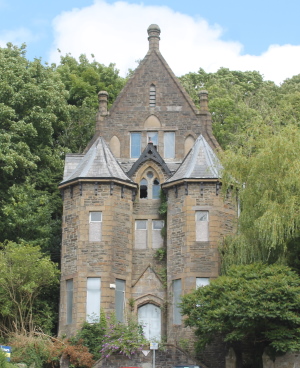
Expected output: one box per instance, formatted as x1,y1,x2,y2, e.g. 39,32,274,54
59,182,134,336
263,351,300,368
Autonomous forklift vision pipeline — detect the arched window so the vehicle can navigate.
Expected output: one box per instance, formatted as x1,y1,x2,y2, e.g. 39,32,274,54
152,178,160,199
140,178,148,198
149,84,156,107
139,170,161,199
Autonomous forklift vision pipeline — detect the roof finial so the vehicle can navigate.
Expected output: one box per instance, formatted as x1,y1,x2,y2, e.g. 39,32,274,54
147,24,161,51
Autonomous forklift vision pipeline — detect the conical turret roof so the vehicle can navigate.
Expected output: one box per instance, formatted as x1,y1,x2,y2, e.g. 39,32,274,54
165,135,222,184
60,137,134,186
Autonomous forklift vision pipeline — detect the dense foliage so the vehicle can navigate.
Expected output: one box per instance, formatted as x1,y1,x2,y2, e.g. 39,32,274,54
0,242,59,335
181,263,300,367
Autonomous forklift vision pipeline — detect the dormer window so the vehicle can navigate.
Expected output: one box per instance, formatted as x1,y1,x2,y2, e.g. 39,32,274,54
149,84,156,107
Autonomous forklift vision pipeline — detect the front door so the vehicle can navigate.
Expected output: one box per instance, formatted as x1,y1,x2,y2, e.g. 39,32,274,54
138,303,161,341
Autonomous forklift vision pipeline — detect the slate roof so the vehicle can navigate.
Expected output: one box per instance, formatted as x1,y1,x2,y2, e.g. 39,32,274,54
60,137,135,186
164,135,222,184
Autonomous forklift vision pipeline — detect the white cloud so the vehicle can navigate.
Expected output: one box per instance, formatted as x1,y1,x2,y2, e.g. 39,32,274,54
0,27,39,47
49,0,300,84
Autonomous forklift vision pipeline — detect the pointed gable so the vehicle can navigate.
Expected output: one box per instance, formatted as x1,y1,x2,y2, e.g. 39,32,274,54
164,135,222,184
127,142,171,177
59,137,135,187
93,24,216,163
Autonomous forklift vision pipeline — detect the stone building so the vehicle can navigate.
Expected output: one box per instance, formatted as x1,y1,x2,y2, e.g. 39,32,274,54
58,24,236,349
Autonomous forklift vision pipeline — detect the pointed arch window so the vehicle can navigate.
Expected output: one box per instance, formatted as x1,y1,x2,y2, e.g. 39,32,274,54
140,178,148,198
149,84,156,107
152,178,160,199
139,170,161,199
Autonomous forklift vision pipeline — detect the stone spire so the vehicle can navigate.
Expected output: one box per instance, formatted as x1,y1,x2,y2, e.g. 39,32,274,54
147,24,161,51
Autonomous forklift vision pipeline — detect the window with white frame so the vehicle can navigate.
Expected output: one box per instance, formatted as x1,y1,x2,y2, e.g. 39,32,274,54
86,277,101,323
89,211,102,242
135,220,147,249
66,279,73,324
195,210,209,241
130,132,141,158
115,279,126,322
164,132,175,158
173,279,182,324
196,277,210,288
152,220,164,248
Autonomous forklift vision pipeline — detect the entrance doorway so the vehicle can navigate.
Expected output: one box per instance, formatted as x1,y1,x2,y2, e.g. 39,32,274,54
138,303,161,341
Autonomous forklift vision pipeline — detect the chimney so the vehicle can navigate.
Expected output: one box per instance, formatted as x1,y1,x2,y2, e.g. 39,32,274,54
98,91,108,116
147,24,161,51
199,90,209,111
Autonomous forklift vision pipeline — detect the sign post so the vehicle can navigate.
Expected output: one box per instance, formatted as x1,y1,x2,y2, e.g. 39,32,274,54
0,346,11,362
150,343,158,368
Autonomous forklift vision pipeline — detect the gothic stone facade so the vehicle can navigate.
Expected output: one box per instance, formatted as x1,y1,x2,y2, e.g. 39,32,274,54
58,24,236,348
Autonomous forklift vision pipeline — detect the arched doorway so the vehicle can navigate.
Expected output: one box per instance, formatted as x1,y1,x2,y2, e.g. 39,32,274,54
138,303,161,341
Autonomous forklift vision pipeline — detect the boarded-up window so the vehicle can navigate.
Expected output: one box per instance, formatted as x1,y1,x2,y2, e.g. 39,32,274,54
89,212,102,242
196,277,210,288
152,220,164,248
164,132,175,158
135,220,147,249
115,279,125,322
173,279,182,324
86,277,101,323
66,279,73,324
196,211,209,241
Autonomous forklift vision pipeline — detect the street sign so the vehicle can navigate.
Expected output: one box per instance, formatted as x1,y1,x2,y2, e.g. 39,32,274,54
150,342,158,350
0,346,11,362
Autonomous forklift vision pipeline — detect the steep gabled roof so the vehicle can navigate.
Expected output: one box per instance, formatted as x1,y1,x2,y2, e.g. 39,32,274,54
59,137,135,187
127,142,172,177
164,135,222,185
107,25,199,117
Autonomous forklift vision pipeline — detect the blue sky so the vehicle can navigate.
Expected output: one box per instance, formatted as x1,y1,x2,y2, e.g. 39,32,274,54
1,0,300,84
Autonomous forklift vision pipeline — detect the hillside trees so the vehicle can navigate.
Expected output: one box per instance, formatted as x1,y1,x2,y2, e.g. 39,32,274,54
0,44,126,334
55,53,126,152
0,43,73,259
220,124,300,271
179,68,280,148
180,68,300,270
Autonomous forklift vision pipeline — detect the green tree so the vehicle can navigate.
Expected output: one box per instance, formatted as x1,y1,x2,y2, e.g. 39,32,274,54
0,43,73,260
56,53,126,153
181,263,300,368
0,242,59,335
221,124,300,270
179,68,279,148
